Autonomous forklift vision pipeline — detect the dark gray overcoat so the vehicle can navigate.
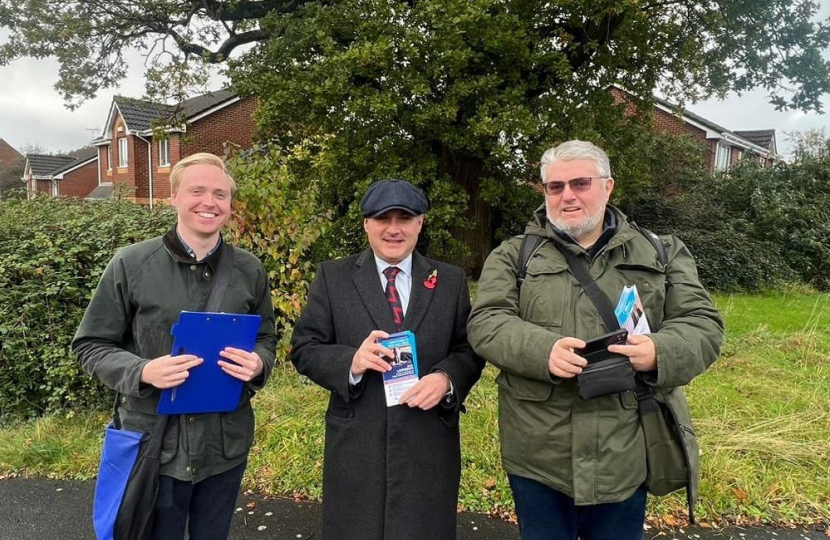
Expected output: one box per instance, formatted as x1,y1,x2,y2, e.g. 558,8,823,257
291,249,484,540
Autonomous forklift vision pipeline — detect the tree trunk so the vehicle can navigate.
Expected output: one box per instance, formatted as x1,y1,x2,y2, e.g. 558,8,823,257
440,148,491,279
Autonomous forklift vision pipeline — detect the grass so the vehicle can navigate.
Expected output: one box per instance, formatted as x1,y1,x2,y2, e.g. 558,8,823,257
1,289,828,528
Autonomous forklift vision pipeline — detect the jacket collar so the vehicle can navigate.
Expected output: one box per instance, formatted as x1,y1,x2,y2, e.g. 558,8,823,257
162,227,223,274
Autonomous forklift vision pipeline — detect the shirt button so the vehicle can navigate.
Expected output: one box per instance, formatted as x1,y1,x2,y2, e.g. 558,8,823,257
185,466,191,472
120,396,127,404
192,468,197,475
204,271,211,278
190,265,197,271
188,416,196,424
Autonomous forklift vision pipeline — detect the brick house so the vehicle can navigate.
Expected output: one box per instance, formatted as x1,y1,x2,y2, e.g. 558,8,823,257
89,89,257,206
0,138,25,199
22,147,99,199
612,88,779,171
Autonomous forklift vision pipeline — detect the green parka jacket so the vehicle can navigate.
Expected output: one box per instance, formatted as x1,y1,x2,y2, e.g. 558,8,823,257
468,205,723,505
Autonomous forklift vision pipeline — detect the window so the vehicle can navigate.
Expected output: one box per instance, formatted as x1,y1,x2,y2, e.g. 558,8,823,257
118,138,128,167
715,143,731,171
159,139,170,167
107,146,112,170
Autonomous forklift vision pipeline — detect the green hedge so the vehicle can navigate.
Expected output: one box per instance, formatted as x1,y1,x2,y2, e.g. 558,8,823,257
0,196,175,418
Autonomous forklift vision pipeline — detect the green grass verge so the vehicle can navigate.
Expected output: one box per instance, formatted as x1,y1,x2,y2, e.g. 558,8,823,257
1,290,828,527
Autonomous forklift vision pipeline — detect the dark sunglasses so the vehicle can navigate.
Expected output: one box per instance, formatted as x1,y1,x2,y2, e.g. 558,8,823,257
542,176,605,196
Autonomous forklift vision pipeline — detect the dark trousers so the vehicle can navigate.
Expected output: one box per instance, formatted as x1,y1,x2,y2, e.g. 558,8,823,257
149,461,246,540
508,474,647,540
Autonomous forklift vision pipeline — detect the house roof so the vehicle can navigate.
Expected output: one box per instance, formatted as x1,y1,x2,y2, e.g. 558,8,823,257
110,89,239,134
734,129,776,150
0,138,24,166
650,94,776,156
50,147,98,176
26,154,77,176
86,183,114,200
115,97,176,133
25,148,98,178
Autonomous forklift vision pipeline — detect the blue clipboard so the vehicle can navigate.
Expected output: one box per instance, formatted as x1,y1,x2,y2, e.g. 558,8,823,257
157,311,261,415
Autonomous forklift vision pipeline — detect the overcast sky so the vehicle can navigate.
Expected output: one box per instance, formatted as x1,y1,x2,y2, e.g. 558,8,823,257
1,31,828,160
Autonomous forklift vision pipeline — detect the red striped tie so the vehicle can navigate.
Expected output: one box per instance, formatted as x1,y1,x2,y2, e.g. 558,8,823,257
383,266,404,331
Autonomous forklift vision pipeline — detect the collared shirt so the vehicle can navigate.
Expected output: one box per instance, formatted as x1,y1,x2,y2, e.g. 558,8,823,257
373,253,414,315
176,230,222,262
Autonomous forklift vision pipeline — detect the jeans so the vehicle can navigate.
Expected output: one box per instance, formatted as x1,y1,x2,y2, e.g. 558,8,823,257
149,461,246,540
508,474,647,540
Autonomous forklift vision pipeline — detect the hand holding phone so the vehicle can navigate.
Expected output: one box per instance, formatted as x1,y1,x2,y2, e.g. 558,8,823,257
575,329,628,363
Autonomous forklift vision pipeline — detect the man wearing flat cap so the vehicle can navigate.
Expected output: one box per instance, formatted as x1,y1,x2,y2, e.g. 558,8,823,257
291,179,484,540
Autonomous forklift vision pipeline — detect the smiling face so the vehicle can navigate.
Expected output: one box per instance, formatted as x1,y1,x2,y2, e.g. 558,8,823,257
544,158,614,247
170,163,233,246
364,209,424,265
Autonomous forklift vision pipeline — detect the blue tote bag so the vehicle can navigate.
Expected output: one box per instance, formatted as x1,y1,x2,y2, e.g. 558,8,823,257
93,412,169,540
93,422,144,540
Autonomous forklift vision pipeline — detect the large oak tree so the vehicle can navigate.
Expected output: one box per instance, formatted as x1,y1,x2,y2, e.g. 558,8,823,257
3,0,828,273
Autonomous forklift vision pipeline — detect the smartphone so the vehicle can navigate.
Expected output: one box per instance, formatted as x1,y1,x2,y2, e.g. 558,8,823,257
575,329,628,361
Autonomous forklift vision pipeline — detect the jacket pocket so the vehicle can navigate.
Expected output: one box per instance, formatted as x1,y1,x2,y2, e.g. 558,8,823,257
220,404,254,459
520,261,570,327
495,371,553,401
326,394,355,420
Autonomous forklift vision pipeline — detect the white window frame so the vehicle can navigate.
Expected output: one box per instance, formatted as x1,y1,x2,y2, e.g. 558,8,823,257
118,137,128,167
715,143,731,171
159,139,170,167
107,146,113,170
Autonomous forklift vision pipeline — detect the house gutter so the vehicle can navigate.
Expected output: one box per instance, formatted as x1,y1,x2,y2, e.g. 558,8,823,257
719,132,771,156
135,134,154,208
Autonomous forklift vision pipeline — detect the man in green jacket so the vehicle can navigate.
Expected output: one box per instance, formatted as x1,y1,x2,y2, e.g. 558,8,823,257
73,153,276,540
467,140,723,540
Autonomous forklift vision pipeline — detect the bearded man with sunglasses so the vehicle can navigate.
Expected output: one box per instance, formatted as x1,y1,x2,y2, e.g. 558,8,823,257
468,140,722,540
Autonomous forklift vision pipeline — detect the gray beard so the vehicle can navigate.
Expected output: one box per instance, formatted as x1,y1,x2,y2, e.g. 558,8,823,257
549,211,604,243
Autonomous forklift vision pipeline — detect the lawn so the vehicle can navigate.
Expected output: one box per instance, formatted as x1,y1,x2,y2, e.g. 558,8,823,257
1,289,828,528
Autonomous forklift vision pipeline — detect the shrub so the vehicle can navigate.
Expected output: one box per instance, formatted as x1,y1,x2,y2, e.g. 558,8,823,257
227,143,332,359
0,196,175,418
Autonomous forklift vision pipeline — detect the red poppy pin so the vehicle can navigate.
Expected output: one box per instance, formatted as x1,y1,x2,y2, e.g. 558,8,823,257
424,269,438,289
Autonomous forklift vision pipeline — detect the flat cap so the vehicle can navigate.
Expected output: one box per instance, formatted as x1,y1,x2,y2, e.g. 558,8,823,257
360,179,429,217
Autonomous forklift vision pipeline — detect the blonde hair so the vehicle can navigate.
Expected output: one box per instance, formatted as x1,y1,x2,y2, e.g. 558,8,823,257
170,153,236,194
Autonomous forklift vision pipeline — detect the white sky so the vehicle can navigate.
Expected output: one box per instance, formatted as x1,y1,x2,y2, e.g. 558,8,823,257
1,28,828,160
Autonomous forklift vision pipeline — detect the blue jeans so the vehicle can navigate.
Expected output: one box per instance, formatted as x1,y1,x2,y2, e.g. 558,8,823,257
149,461,246,540
508,474,647,540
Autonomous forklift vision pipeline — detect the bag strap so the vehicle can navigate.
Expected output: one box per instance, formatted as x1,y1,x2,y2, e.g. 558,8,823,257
558,247,620,334
205,242,235,313
515,234,547,288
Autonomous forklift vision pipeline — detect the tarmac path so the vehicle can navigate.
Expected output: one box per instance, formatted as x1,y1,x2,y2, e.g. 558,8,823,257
0,478,824,540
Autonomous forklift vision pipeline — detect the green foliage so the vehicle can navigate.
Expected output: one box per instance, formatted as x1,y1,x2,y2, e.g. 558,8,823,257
227,144,332,358
621,130,830,292
0,196,175,418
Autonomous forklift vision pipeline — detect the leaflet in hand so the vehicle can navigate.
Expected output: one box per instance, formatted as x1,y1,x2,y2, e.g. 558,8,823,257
615,285,651,335
379,331,420,407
